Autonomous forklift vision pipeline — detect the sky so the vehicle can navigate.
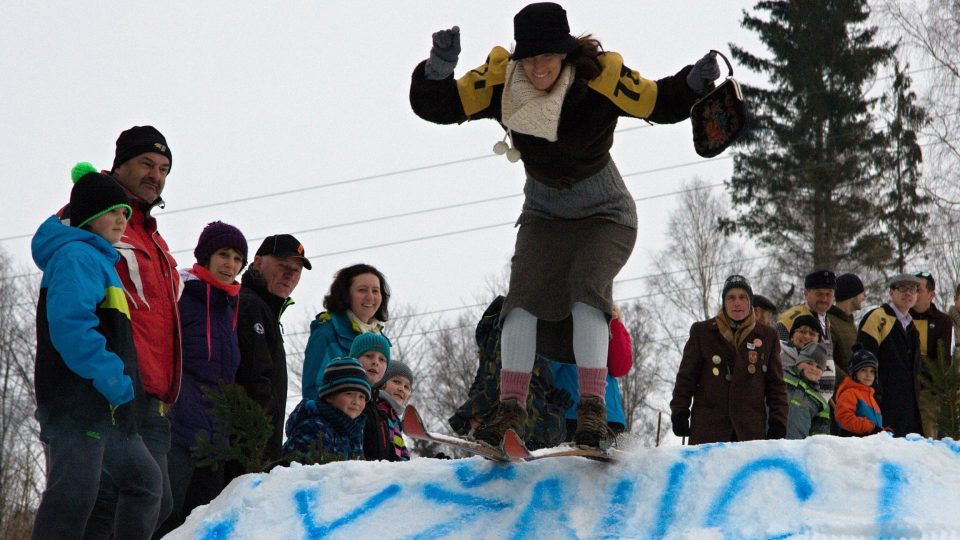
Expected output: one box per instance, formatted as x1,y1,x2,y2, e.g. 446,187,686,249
165,432,960,538
0,1,765,358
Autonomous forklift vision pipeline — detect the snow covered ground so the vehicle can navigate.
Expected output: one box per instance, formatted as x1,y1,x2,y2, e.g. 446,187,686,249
164,433,960,539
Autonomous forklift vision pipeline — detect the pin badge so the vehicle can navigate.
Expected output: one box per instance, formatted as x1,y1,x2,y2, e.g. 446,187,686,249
747,364,757,374
725,374,732,382
748,351,758,363
712,367,720,376
712,355,722,365
762,365,767,373
753,338,762,347
747,342,756,350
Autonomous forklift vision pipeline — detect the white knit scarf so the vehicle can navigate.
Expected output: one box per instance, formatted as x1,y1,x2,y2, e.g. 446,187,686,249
500,61,574,142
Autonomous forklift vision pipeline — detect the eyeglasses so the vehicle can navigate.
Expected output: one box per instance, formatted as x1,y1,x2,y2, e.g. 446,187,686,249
895,285,919,294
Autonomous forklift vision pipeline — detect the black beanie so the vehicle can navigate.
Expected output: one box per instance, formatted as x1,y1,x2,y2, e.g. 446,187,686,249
835,273,865,302
790,314,823,339
721,274,753,306
512,2,580,60
804,269,837,290
111,125,172,173
848,343,878,376
69,163,132,229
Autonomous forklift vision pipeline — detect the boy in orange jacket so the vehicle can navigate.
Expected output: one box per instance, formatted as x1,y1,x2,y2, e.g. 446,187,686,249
835,344,886,436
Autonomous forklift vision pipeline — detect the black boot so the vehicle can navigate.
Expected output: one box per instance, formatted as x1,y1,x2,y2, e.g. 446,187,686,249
574,396,615,449
473,398,527,447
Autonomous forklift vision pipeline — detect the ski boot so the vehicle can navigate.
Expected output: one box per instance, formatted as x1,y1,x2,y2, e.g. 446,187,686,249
473,398,527,448
573,396,615,449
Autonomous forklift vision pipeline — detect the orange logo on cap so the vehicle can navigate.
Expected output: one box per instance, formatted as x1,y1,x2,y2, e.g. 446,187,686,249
297,244,304,255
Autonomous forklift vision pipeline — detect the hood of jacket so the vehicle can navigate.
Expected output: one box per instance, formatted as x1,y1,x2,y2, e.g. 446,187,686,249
32,215,118,272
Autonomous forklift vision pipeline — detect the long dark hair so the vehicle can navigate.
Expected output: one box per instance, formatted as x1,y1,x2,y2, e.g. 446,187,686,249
322,263,391,321
565,34,603,80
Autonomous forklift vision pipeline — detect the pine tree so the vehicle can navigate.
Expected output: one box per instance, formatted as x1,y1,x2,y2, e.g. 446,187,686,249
875,61,930,274
918,344,960,440
192,382,274,474
723,0,895,273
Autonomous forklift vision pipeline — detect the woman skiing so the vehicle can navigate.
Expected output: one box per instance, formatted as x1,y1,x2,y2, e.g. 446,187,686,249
410,2,720,448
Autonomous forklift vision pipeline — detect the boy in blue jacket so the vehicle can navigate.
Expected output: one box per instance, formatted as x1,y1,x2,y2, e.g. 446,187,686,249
31,163,161,539
282,357,372,463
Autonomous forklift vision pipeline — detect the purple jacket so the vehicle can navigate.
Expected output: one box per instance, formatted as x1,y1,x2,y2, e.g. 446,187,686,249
169,267,241,449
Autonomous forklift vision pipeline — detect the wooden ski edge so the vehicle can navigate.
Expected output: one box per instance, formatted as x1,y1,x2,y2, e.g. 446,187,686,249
401,404,512,462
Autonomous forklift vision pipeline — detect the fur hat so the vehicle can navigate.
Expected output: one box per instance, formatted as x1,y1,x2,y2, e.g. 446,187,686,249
804,269,837,290
316,357,372,402
721,274,753,306
790,314,823,339
111,125,172,173
512,2,579,60
194,221,248,266
69,162,132,229
848,343,879,376
835,273,865,302
379,359,413,389
349,332,392,366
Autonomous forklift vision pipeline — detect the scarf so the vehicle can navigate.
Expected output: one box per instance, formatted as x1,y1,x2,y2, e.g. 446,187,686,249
347,309,383,334
500,61,574,141
715,308,756,350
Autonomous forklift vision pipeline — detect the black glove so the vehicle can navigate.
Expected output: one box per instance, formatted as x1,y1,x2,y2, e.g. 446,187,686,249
766,419,786,440
686,51,721,94
671,413,691,437
425,26,461,80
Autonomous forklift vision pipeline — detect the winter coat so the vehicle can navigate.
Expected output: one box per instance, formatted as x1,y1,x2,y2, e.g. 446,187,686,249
235,266,293,461
111,198,183,404
671,313,788,445
551,318,633,428
448,296,570,450
362,391,410,462
282,399,364,463
410,48,699,189
783,366,830,439
168,266,241,449
834,377,883,436
826,305,857,384
32,216,142,432
302,311,385,400
911,303,954,366
857,304,923,437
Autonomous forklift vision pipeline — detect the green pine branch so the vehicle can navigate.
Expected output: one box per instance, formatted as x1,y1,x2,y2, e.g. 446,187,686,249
191,381,274,474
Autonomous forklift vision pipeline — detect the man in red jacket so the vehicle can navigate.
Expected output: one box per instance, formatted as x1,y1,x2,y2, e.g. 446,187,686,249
86,126,182,536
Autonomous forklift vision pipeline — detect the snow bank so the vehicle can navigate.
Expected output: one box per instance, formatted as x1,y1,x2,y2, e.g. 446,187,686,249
164,433,960,539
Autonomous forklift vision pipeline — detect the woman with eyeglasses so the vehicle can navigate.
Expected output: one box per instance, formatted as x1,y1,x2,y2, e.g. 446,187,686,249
670,275,789,445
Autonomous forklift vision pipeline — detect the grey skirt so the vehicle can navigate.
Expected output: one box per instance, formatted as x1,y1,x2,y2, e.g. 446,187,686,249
502,218,637,323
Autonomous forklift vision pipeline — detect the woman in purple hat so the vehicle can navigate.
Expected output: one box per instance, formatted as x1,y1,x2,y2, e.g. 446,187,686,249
410,2,721,449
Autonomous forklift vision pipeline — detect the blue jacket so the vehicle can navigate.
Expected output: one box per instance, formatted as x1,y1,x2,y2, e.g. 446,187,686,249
32,215,140,431
550,364,626,428
302,312,385,400
282,399,365,462
168,268,241,449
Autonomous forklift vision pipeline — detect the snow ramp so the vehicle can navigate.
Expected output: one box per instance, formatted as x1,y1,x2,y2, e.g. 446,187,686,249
164,433,960,539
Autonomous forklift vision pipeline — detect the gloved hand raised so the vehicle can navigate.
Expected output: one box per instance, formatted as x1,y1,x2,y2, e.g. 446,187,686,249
425,26,461,81
686,51,721,94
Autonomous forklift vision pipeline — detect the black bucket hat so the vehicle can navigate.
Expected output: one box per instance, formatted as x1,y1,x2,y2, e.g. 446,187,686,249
512,3,580,60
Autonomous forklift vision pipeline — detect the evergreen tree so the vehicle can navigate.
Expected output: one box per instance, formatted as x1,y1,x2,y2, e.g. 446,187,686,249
875,61,930,274
723,0,895,273
192,382,274,474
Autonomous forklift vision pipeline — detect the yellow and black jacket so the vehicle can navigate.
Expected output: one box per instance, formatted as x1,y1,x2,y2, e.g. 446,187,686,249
410,47,699,188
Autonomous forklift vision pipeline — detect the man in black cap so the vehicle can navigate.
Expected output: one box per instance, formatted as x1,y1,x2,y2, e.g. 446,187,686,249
230,234,311,478
857,274,924,437
776,270,838,400
752,294,778,327
910,271,955,438
83,125,180,537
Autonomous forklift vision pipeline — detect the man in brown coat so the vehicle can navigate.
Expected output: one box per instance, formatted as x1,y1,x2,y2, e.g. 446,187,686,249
911,271,955,437
827,273,865,386
671,275,789,444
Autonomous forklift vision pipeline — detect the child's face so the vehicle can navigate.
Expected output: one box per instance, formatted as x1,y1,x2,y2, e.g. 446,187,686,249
85,208,129,245
358,351,387,385
326,390,367,419
382,375,412,406
205,247,244,284
796,361,823,382
855,366,876,387
790,326,820,349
